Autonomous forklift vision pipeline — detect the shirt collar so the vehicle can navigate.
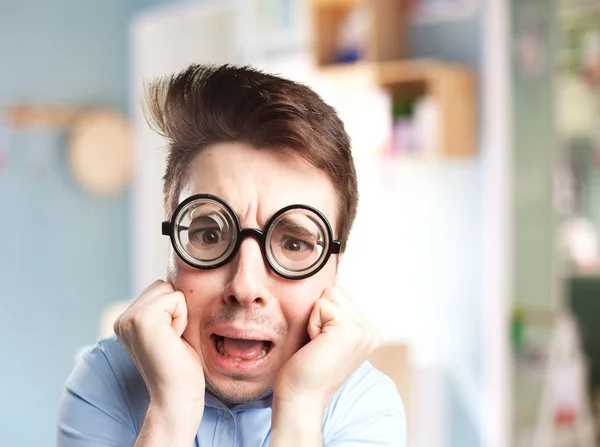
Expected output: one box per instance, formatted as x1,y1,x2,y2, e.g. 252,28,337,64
204,390,273,412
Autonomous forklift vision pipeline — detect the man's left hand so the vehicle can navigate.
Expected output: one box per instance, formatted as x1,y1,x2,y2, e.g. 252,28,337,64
274,286,380,413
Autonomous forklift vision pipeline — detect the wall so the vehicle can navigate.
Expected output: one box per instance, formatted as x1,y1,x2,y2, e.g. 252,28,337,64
330,6,485,446
0,1,485,445
410,8,484,447
0,1,178,445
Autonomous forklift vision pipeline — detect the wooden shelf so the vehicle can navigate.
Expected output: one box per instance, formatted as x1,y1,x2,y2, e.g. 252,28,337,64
317,60,478,157
4,104,81,128
310,0,477,158
310,0,407,66
311,0,356,7
318,59,471,83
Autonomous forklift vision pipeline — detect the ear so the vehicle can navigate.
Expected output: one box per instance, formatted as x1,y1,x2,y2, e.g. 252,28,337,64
166,248,179,282
334,254,342,282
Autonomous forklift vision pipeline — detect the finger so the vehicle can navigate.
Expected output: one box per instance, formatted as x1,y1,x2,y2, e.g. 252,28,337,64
307,298,343,340
114,281,175,335
117,289,187,337
122,281,174,316
143,290,187,332
168,291,188,337
321,286,354,306
142,280,175,300
321,286,360,318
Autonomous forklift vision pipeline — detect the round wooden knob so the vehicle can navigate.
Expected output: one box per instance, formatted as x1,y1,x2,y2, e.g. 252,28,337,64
68,109,133,196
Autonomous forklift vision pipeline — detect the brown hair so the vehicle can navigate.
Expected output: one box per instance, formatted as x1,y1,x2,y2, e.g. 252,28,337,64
144,64,358,251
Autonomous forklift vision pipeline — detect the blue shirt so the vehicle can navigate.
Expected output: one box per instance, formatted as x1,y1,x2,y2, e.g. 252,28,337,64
57,336,406,446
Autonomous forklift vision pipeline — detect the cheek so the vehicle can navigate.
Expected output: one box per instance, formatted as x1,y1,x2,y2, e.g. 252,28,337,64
170,260,224,326
284,296,314,329
280,266,336,334
175,271,224,351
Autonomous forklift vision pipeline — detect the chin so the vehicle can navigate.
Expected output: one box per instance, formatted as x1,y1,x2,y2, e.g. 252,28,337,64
206,377,274,405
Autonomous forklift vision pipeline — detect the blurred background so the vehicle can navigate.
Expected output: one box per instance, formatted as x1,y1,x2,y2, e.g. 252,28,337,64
1,0,600,446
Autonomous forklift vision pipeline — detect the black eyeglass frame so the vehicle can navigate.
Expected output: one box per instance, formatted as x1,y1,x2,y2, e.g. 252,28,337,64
161,193,342,280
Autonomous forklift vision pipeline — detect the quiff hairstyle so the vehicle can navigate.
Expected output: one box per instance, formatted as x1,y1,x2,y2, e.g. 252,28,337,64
144,64,358,252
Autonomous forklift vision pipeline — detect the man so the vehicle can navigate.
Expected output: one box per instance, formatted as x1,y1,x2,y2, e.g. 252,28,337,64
58,64,406,446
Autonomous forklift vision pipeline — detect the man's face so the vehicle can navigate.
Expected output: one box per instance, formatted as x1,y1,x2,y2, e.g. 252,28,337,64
167,142,339,404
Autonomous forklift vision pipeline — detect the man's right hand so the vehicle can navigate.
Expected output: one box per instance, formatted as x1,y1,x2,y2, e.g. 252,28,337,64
113,280,204,445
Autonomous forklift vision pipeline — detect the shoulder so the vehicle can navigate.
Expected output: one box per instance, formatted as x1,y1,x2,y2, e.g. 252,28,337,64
72,336,138,386
66,336,148,429
58,337,147,443
322,362,406,446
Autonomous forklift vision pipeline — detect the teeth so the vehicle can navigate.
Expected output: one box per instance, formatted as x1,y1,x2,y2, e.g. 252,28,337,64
257,341,270,359
214,338,272,361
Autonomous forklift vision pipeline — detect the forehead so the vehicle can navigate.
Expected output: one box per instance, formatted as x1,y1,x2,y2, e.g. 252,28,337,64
179,142,339,229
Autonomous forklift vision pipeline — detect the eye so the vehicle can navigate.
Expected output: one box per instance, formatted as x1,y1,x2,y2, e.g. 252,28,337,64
187,215,227,247
194,229,222,245
281,236,313,252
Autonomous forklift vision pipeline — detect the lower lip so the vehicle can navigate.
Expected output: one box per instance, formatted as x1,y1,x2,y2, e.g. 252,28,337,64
207,336,275,377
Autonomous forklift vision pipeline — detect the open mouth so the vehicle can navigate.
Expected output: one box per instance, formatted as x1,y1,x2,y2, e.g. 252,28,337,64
211,334,273,361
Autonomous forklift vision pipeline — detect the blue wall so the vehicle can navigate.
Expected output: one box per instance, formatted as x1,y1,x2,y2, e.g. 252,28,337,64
410,9,483,447
0,1,181,445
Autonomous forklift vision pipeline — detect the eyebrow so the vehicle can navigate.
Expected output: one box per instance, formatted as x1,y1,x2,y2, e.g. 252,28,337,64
179,213,227,231
276,217,318,239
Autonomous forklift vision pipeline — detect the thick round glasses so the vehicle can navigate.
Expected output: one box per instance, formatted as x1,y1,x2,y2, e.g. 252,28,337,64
162,194,341,280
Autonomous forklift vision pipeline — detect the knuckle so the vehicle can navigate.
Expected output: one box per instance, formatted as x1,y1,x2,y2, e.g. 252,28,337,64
113,305,134,336
321,286,338,300
116,308,148,334
314,297,326,311
151,279,167,288
172,290,185,301
113,317,121,335
157,280,174,292
130,311,148,328
142,279,171,296
142,279,163,294
118,316,134,333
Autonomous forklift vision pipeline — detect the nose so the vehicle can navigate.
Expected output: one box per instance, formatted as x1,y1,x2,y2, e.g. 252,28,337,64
222,235,271,308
